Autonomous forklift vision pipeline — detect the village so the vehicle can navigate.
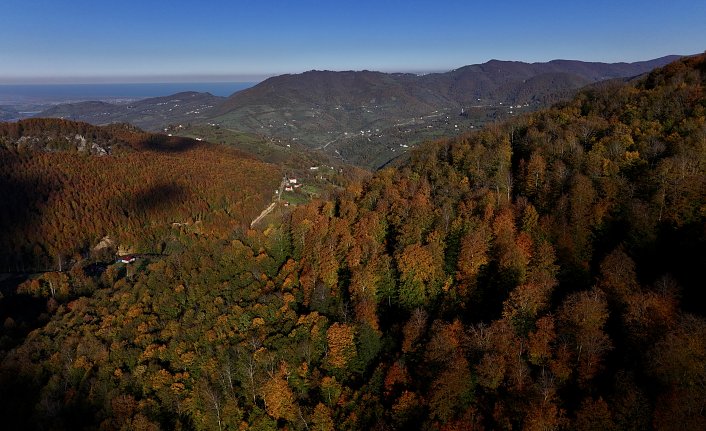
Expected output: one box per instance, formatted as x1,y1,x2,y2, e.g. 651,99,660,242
250,164,342,228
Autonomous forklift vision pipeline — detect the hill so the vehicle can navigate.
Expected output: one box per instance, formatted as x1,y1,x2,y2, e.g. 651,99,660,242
38,91,225,132
211,56,682,167
0,118,281,271
427,56,683,104
1,54,704,430
36,57,682,170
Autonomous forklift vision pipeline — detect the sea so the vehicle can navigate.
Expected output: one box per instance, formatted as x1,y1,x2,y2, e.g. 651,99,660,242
0,82,256,105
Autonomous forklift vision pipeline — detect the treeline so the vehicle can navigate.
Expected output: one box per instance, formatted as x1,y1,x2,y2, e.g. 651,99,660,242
0,119,281,270
1,55,705,430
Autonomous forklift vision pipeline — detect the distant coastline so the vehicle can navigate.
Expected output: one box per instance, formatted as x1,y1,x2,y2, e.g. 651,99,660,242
0,82,256,105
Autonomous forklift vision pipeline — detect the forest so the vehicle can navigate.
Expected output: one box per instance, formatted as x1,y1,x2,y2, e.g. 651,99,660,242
0,54,705,430
0,119,281,271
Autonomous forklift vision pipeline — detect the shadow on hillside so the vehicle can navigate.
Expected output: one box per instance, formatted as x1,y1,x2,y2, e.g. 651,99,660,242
0,155,55,271
138,134,201,153
653,222,706,316
0,279,47,343
0,362,43,431
129,182,189,214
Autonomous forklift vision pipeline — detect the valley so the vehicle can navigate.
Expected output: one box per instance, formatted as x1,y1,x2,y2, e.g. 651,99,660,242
1,53,705,430
17,56,680,170
3,0,706,428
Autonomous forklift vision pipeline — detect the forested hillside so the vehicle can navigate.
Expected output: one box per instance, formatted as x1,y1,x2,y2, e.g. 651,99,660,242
34,57,680,170
0,119,281,271
211,56,681,168
1,54,705,431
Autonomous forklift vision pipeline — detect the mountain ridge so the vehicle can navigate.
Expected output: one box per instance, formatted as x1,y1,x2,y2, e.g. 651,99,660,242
211,55,684,166
39,91,225,131
2,53,705,430
36,55,686,168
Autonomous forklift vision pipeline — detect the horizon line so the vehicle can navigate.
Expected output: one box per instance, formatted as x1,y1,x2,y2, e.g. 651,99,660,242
0,75,272,85
0,53,689,85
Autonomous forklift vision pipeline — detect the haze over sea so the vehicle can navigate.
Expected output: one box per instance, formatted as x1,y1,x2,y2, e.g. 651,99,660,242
0,82,255,105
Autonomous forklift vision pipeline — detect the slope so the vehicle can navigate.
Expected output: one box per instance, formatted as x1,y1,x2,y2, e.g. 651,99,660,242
1,54,704,430
38,91,225,132
211,55,682,168
0,118,281,271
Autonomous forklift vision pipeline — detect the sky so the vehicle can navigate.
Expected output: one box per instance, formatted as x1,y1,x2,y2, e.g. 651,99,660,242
0,0,704,84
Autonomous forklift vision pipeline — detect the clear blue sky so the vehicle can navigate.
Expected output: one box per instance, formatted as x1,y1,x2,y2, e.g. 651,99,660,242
1,0,704,83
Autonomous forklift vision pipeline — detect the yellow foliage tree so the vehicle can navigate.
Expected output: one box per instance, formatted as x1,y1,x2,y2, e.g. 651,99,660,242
261,363,296,422
326,323,357,370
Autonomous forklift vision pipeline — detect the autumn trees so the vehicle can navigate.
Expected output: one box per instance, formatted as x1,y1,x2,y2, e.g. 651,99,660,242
0,119,280,271
2,54,706,429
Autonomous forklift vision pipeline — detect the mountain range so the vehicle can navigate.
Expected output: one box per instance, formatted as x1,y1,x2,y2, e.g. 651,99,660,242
37,55,682,168
2,53,705,430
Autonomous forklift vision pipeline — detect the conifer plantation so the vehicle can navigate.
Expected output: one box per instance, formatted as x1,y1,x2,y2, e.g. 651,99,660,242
1,55,705,430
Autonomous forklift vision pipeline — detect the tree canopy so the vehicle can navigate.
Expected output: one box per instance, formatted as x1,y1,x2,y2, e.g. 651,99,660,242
1,54,706,430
